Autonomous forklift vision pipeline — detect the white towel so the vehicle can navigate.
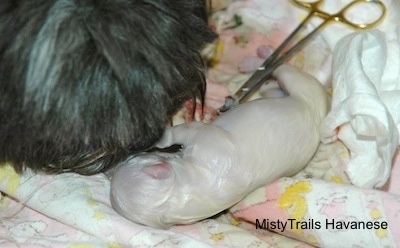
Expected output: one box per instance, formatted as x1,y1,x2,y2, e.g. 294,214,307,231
321,29,400,188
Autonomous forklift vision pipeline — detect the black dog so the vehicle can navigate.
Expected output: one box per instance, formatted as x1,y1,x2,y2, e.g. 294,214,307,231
0,0,216,175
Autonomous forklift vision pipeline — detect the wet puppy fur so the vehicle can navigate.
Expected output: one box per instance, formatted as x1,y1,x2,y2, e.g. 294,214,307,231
0,0,216,175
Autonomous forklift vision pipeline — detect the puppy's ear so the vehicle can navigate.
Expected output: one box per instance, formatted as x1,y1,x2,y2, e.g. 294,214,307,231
141,162,172,180
155,121,206,148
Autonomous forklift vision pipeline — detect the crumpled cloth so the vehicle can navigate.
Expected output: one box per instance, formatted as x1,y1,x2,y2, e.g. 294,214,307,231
231,141,400,247
320,29,400,188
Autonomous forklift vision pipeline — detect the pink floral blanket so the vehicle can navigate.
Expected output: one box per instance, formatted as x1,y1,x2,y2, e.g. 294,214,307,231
1,0,400,247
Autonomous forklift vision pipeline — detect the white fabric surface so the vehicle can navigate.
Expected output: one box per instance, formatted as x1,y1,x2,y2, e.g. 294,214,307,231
321,29,400,188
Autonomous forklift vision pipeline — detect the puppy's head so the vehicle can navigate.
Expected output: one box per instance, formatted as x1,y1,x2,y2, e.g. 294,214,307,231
0,0,216,174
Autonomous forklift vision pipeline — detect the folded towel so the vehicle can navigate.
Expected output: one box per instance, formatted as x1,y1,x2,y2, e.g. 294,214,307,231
321,30,400,188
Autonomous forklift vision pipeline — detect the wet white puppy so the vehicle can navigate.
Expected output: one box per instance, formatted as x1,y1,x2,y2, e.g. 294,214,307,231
110,64,330,229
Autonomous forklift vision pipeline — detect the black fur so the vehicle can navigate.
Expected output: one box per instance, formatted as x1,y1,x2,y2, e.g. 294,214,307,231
0,0,216,175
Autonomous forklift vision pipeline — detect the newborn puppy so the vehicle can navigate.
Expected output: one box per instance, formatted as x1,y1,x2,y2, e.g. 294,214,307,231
110,64,330,228
0,0,215,174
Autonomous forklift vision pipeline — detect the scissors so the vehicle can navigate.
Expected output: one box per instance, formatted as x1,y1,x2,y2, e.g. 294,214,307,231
217,0,386,113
